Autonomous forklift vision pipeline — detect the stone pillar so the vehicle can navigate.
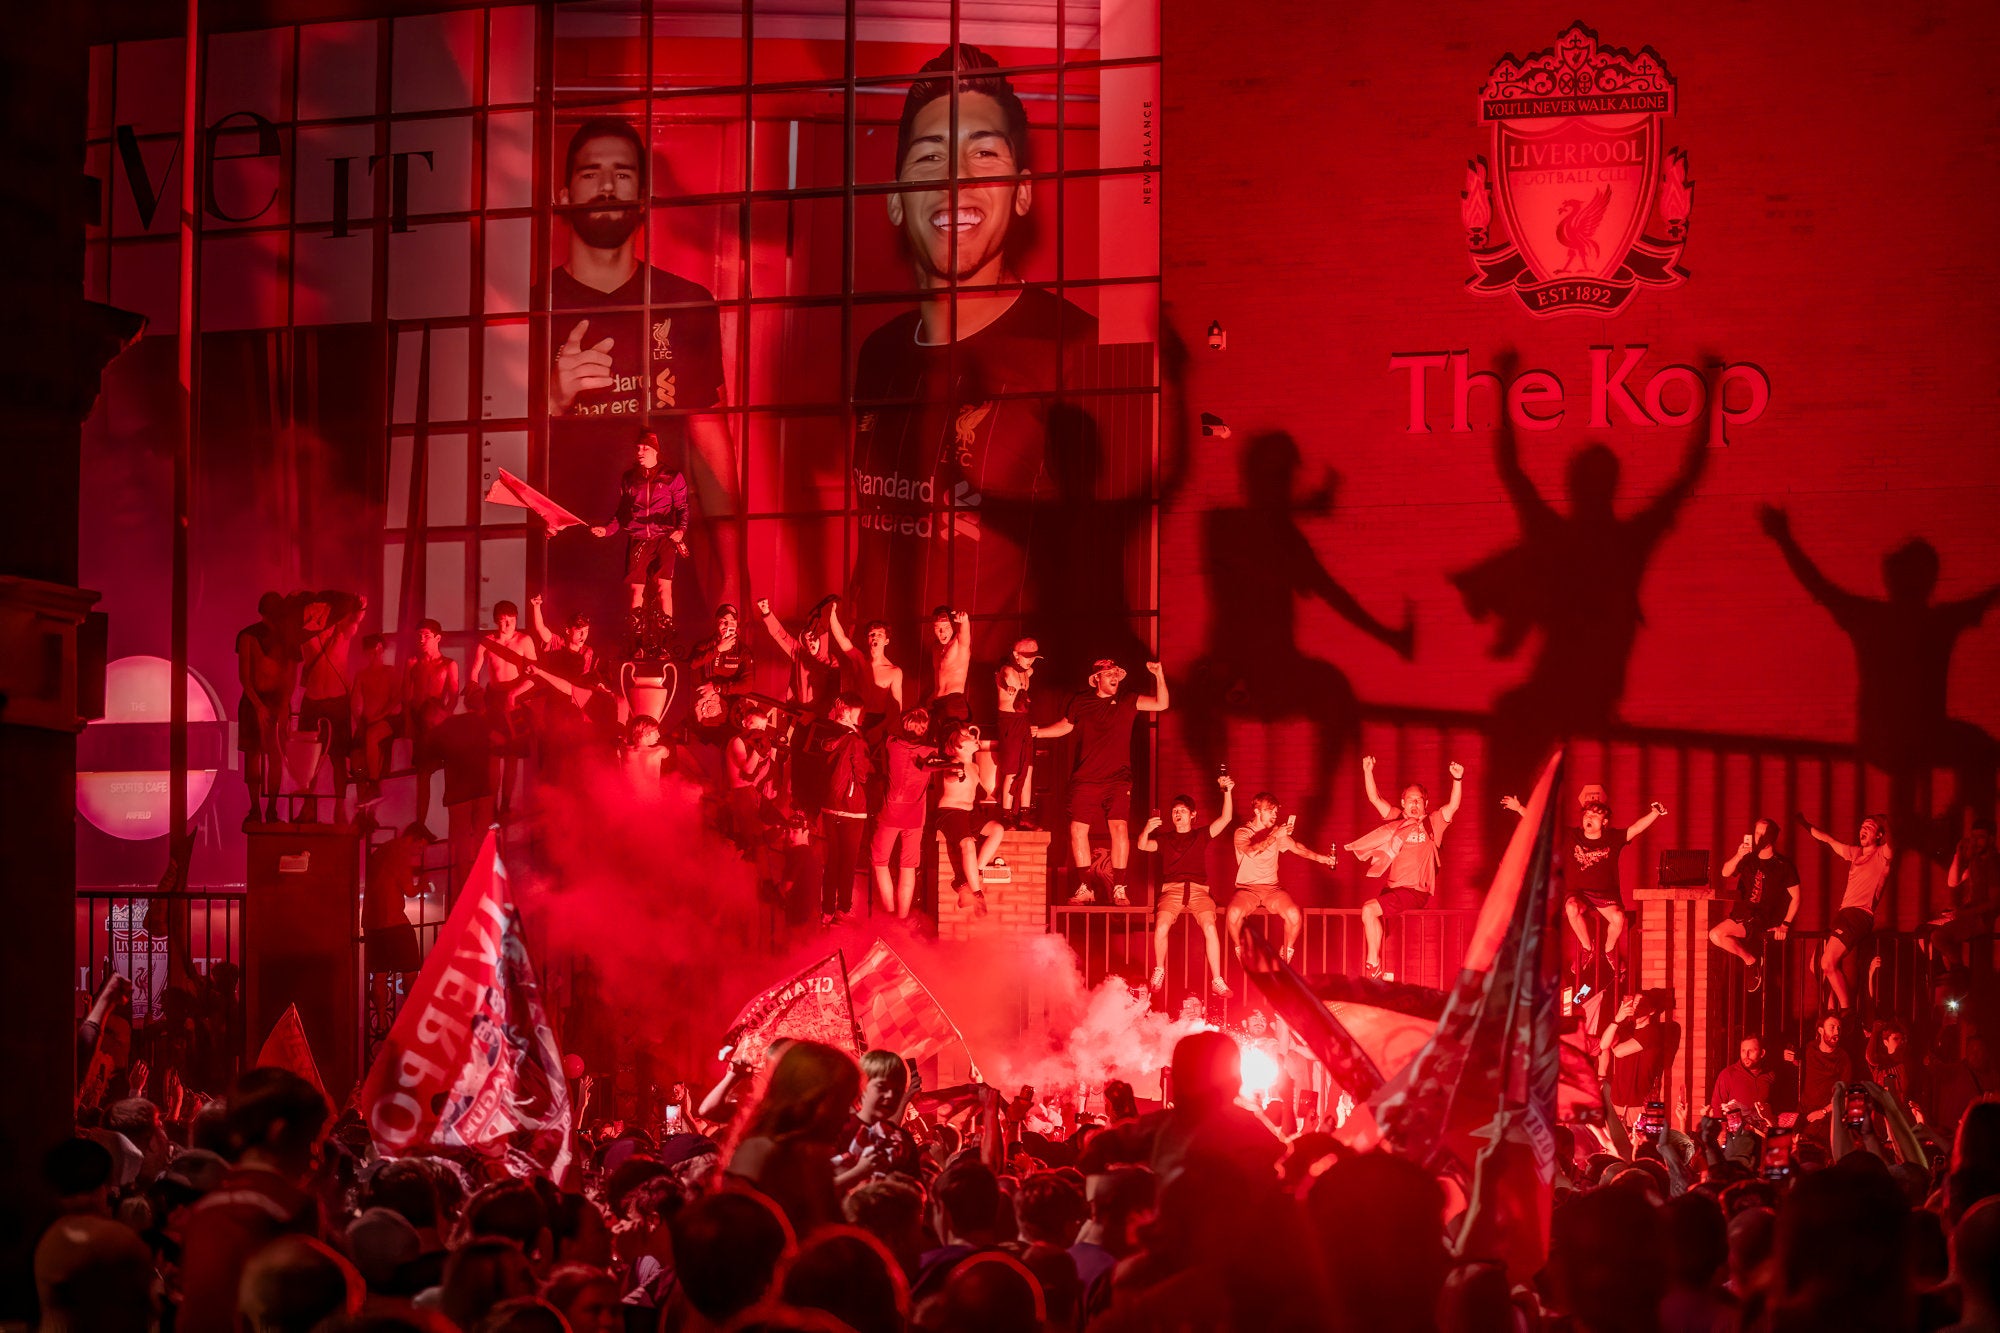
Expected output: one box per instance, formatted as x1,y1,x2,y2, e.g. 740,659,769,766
1634,886,1719,1132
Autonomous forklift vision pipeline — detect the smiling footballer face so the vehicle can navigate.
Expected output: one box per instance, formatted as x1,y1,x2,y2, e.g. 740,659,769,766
889,87,1030,289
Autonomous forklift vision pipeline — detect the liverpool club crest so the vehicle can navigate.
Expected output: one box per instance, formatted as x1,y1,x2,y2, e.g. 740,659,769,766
1461,23,1692,318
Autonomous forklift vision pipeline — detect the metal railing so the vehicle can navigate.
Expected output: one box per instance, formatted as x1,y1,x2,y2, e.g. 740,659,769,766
76,889,249,1094
1052,905,1481,1020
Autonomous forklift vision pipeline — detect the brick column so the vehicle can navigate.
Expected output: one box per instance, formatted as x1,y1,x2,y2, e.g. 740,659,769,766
931,829,1051,1086
1634,886,1718,1132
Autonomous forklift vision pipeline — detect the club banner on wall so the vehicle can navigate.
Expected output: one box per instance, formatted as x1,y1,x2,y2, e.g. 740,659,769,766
79,3,1166,870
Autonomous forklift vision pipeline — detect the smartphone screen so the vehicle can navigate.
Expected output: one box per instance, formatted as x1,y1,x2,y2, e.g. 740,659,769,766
1762,1129,1795,1180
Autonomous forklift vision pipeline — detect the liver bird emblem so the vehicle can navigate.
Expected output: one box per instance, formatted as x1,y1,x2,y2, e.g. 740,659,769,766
1554,185,1613,273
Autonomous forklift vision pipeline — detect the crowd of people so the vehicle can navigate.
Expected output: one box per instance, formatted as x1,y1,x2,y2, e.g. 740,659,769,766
49,1004,2000,1333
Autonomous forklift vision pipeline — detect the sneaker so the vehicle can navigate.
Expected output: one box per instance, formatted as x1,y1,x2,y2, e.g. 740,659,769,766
1015,814,1041,832
1111,885,1130,906
820,913,836,928
1211,977,1232,997
1150,966,1166,991
1363,962,1383,980
1746,961,1764,994
1069,886,1097,905
1280,945,1295,963
956,884,972,910
973,889,989,917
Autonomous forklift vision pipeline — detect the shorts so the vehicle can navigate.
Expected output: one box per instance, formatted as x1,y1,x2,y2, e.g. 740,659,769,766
995,711,1032,776
1157,880,1217,923
408,707,447,773
1069,779,1131,826
930,692,971,731
871,822,924,869
1230,883,1289,912
1568,886,1623,912
936,806,978,846
486,687,529,757
624,533,679,585
237,691,286,755
1376,886,1434,918
1832,906,1876,949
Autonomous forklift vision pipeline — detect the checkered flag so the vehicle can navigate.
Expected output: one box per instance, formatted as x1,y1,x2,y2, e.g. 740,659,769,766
847,940,979,1079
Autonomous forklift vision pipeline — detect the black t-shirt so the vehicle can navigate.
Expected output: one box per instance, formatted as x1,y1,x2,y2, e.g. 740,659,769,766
1066,692,1138,784
1158,828,1213,884
550,264,726,424
846,286,1099,649
1567,826,1629,900
1735,851,1800,924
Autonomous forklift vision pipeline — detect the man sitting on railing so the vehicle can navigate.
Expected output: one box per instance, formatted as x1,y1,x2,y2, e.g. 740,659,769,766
1710,816,1799,994
1227,792,1336,965
1139,775,1235,997
1501,781,1666,985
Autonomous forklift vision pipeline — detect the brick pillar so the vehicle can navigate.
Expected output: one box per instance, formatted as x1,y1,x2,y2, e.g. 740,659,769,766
1635,887,1718,1132
931,829,1051,1087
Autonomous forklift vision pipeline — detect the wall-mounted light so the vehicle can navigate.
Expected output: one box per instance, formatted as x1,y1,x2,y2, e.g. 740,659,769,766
1200,413,1231,439
1207,320,1226,351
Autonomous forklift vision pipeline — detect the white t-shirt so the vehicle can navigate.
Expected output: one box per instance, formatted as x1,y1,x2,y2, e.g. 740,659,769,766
1837,842,1892,914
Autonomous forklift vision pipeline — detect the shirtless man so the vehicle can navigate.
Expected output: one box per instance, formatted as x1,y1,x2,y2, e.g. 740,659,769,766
937,723,1007,915
236,592,293,827
1801,811,1893,1011
725,697,778,849
1227,792,1336,963
994,637,1040,827
927,607,973,726
350,634,401,802
402,619,460,839
297,593,367,823
470,600,538,820
1348,755,1465,979
827,601,904,732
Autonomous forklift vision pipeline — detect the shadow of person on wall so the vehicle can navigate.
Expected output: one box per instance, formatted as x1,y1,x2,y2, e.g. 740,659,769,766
1452,349,1711,802
1184,431,1415,837
1759,510,2000,857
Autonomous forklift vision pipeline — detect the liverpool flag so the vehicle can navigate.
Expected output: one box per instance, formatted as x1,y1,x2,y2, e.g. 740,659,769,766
358,832,572,1180
847,939,980,1078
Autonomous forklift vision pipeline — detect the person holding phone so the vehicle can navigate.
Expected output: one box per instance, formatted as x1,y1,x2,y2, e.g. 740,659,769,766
1226,792,1335,964
1348,755,1465,979
1710,817,1800,993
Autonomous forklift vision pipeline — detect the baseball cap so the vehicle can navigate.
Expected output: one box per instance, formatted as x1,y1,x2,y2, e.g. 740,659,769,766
1089,658,1120,675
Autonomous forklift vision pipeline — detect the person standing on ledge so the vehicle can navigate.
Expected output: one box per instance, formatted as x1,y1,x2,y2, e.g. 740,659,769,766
1347,755,1464,979
1800,810,1893,1013
1500,782,1666,981
590,428,689,648
1709,816,1799,993
1032,659,1170,906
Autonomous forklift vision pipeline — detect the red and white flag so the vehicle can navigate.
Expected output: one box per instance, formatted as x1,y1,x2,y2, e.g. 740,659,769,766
847,939,979,1077
255,1004,327,1099
482,467,587,535
359,833,572,1180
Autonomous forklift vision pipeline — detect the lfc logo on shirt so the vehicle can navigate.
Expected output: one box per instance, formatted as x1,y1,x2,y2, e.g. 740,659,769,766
1459,22,1692,318
953,401,992,468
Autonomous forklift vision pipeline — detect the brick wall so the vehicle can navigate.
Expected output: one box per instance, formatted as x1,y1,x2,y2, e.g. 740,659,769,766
937,828,1052,942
